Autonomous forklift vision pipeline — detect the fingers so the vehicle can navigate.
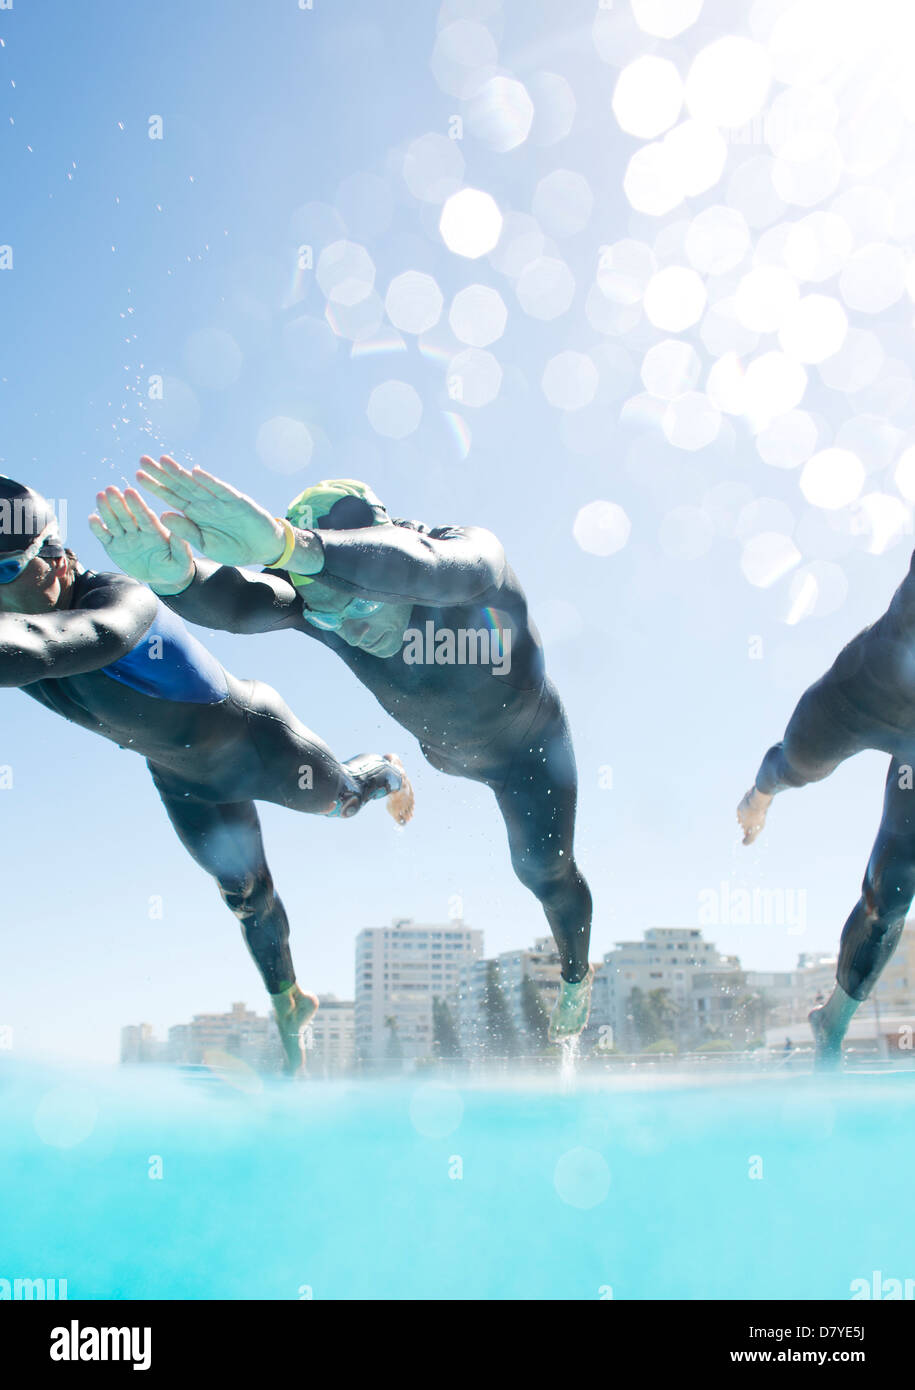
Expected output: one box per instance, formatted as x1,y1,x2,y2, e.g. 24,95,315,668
139,454,193,488
87,514,113,546
149,454,221,502
103,487,142,531
123,487,172,541
136,468,188,510
94,492,123,535
175,535,194,564
95,487,138,536
162,511,205,549
191,466,244,502
137,453,202,506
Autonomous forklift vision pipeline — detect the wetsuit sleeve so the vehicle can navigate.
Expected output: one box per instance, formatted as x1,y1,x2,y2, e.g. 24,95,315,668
161,558,305,634
0,575,156,687
885,551,915,634
302,525,507,605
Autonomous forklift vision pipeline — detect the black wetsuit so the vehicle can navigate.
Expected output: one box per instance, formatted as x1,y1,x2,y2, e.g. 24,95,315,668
755,548,915,1000
164,521,593,981
2,567,388,994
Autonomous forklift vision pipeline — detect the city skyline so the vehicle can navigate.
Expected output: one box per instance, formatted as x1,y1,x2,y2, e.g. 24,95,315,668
116,915,915,1072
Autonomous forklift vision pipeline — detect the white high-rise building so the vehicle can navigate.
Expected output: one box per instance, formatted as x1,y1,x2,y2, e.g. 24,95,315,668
457,937,567,1056
745,955,838,1029
306,995,356,1077
498,937,564,1026
120,1023,165,1064
166,1001,281,1071
598,928,738,1049
355,918,483,1065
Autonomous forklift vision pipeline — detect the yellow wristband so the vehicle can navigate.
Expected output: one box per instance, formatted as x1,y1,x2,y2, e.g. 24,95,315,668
271,518,296,570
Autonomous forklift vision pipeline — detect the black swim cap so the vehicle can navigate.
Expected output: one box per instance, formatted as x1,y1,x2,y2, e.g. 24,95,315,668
0,477,65,556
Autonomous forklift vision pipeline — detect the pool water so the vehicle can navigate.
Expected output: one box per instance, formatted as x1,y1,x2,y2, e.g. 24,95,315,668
1,1060,912,1300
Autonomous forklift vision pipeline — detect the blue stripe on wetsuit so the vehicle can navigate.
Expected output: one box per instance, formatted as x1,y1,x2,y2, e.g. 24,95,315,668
101,599,229,704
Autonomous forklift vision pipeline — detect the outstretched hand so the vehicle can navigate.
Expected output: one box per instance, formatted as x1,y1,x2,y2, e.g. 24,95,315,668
88,487,195,595
136,455,286,567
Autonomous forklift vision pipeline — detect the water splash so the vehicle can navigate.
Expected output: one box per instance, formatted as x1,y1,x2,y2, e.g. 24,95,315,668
559,1035,580,1090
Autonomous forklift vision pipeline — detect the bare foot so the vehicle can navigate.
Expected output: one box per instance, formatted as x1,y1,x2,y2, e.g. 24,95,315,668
737,786,773,845
272,984,319,1077
383,753,414,826
549,967,594,1042
809,1004,844,1071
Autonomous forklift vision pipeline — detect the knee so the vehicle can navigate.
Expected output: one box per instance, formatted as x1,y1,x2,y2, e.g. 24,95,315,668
511,851,576,900
219,870,273,917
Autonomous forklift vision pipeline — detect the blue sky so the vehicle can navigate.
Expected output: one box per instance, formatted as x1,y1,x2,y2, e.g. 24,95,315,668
2,0,914,1061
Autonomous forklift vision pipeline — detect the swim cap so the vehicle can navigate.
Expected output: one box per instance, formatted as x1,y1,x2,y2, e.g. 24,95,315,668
284,478,388,586
0,477,65,556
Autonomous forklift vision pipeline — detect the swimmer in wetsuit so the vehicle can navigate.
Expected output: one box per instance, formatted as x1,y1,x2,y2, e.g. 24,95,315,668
0,476,413,1074
738,545,915,1066
101,456,595,1041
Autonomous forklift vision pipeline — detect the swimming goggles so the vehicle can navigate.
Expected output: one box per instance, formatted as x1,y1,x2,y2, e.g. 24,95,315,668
0,523,61,584
302,596,384,631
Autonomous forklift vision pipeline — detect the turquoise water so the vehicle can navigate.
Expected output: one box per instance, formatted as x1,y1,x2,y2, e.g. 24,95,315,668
1,1061,912,1300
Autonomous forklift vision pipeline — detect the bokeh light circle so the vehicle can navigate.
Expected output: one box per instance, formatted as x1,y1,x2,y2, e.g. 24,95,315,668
449,283,507,345
741,531,802,587
516,257,576,320
367,380,424,438
466,76,534,152
316,240,376,307
573,501,631,555
800,448,865,510
256,416,314,473
641,339,702,399
613,55,684,138
440,188,504,258
643,266,707,331
662,392,721,450
385,271,444,335
632,0,704,39
685,37,771,128
685,205,750,274
447,348,503,407
777,294,848,364
533,170,594,238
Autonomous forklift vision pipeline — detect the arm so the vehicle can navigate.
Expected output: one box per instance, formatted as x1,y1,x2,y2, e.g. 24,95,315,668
885,551,915,635
0,576,155,687
162,558,305,635
88,484,302,635
131,456,507,604
296,524,507,606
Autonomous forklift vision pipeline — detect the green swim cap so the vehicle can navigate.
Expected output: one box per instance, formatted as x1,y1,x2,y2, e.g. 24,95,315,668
285,478,388,586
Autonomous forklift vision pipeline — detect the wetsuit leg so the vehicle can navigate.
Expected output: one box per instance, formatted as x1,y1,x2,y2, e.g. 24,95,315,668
234,678,400,817
488,687,592,983
756,674,871,795
147,766,296,995
837,756,915,1000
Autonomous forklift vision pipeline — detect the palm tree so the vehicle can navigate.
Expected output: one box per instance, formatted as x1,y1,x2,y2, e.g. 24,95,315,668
432,997,462,1059
520,974,550,1054
384,1014,403,1062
